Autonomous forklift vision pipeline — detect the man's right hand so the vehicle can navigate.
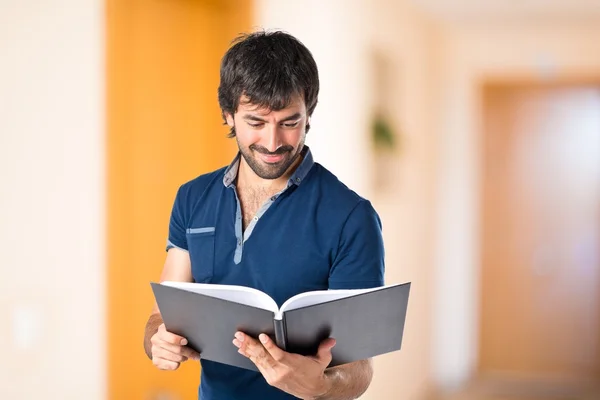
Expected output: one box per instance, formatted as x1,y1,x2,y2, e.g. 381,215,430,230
150,323,201,370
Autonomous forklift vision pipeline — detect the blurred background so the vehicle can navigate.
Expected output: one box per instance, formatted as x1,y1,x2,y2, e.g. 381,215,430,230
1,0,600,399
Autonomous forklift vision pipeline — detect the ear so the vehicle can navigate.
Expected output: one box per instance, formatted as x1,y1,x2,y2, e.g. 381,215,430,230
225,113,234,127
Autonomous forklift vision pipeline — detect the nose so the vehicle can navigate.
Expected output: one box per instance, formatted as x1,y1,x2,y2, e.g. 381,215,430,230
263,124,283,153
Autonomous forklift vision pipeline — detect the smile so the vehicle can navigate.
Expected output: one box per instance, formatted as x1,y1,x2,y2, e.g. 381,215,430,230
259,153,285,163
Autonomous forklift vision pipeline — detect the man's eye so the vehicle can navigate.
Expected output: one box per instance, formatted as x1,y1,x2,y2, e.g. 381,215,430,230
283,122,299,128
248,123,264,128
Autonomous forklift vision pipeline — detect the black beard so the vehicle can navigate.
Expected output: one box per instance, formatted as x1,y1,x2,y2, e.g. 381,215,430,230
238,143,299,179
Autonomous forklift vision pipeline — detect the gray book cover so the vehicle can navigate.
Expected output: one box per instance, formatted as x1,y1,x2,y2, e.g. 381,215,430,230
151,282,410,371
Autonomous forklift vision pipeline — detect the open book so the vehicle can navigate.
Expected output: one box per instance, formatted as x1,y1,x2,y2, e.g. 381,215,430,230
151,281,411,371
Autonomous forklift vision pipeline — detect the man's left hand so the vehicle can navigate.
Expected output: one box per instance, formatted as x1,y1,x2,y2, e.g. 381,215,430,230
233,331,336,400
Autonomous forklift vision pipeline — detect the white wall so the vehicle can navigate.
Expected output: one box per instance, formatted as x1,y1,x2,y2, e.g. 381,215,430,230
363,1,440,399
432,21,600,390
0,1,105,398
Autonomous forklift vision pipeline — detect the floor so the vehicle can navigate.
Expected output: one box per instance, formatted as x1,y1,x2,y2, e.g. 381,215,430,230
429,375,600,400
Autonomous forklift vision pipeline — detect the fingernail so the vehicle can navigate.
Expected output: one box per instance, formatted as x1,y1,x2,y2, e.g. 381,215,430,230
181,338,188,346
232,338,241,348
234,332,244,342
259,334,268,343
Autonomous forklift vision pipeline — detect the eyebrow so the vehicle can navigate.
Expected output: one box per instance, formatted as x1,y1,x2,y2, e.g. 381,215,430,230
242,112,303,123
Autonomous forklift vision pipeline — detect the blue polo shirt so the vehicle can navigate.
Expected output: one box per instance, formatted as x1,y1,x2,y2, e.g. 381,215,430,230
166,147,385,400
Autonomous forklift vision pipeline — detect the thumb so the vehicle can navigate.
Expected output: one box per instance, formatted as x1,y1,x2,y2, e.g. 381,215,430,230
182,346,201,362
314,338,336,365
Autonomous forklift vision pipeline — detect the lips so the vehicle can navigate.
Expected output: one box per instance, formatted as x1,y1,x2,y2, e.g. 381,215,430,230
259,153,285,163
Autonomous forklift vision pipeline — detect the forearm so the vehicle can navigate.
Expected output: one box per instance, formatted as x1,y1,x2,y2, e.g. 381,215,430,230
316,359,373,400
144,312,163,359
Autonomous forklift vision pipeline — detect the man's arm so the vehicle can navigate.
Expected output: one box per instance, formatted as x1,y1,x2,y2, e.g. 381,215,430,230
314,199,382,399
318,359,373,400
233,332,373,400
143,313,164,359
143,247,200,368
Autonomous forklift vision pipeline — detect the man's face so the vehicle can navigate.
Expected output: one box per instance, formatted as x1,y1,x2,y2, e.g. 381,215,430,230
226,95,308,180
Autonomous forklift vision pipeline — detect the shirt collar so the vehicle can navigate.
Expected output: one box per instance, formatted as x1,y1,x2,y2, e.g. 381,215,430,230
223,146,314,188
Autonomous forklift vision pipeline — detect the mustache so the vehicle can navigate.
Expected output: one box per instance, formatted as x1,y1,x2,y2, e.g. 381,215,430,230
249,144,294,155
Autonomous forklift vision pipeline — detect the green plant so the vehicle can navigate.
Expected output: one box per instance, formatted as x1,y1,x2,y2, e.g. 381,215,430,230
372,113,396,151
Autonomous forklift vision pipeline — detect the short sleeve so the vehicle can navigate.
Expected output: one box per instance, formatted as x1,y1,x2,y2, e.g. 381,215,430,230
328,200,385,289
166,185,188,252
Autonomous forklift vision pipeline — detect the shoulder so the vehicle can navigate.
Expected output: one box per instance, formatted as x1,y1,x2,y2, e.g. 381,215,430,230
175,166,228,204
310,162,372,211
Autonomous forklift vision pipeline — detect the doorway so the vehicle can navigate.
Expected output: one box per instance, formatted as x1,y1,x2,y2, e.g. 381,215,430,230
479,82,600,385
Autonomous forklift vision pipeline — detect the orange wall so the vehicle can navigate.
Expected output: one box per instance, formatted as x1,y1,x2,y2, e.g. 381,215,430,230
106,1,251,398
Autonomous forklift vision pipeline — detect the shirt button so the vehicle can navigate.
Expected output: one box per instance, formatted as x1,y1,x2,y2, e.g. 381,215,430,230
270,196,276,201
237,239,242,246
295,177,301,183
253,216,259,221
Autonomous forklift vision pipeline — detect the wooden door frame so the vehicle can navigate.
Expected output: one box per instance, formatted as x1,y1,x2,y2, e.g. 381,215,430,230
106,1,252,399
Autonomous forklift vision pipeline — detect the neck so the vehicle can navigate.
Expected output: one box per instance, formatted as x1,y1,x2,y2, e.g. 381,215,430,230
237,152,303,191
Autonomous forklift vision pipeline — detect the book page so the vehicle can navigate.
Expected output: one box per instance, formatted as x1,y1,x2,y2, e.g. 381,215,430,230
161,281,279,313
276,285,399,320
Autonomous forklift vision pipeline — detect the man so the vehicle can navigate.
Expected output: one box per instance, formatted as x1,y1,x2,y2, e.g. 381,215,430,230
143,30,385,400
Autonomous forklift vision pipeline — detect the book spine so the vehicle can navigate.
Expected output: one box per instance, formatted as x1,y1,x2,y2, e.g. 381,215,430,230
273,316,287,351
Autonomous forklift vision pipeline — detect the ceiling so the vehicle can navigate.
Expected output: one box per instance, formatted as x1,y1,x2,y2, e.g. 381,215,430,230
408,0,600,24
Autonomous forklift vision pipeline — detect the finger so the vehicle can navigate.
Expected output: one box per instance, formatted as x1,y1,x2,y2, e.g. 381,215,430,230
312,338,336,365
158,323,188,346
182,346,201,361
152,337,185,355
153,338,201,361
259,333,287,363
152,346,188,363
235,332,277,371
152,354,181,370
